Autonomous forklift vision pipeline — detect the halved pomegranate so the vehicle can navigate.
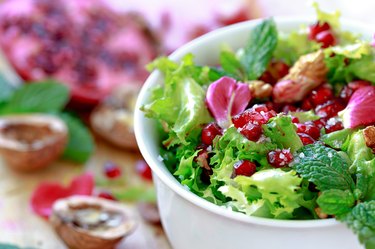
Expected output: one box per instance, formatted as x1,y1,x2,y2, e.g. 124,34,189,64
0,0,160,108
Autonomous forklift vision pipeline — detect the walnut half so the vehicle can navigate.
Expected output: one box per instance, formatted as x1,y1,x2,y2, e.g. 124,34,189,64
248,80,273,99
363,126,375,153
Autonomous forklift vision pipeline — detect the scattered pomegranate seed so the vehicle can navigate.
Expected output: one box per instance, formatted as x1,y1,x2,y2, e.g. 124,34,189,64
308,21,331,40
301,98,314,111
298,133,315,145
239,122,262,141
136,160,153,181
233,160,257,177
340,80,372,103
291,116,300,123
97,191,117,201
271,61,290,80
252,104,269,113
315,30,336,48
282,104,298,114
315,100,345,119
339,85,354,104
310,85,333,106
233,109,266,127
325,118,344,134
309,118,326,130
296,123,321,140
260,109,277,122
348,80,372,90
267,149,293,168
259,61,290,84
103,162,122,179
201,122,222,145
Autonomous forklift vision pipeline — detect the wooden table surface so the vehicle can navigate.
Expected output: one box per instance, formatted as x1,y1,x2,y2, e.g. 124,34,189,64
0,136,172,249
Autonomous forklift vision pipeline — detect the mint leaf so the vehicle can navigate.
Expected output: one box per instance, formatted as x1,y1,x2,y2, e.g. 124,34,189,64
0,80,69,114
0,74,16,104
317,189,355,215
292,143,355,191
219,50,245,79
240,19,278,80
340,201,375,249
59,113,94,163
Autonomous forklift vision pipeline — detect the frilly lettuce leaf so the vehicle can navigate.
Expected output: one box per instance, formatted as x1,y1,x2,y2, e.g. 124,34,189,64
142,54,213,146
262,114,303,153
312,2,341,29
346,130,375,201
273,30,319,65
233,169,303,219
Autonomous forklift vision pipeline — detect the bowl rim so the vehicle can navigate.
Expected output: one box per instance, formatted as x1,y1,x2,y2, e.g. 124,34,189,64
135,15,373,228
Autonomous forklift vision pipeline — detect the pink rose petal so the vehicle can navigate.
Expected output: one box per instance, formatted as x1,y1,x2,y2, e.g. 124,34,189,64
206,76,251,128
339,86,375,128
30,172,94,218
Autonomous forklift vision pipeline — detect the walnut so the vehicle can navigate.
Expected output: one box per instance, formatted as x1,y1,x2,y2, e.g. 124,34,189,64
273,50,328,103
248,80,273,99
315,207,328,219
363,126,375,153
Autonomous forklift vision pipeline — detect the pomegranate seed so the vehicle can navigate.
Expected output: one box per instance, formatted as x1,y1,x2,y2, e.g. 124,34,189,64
310,85,333,106
267,149,293,168
296,123,321,140
103,162,122,179
308,21,331,40
97,191,117,201
233,160,257,177
315,100,345,119
339,85,354,104
239,122,262,141
348,80,372,90
298,133,315,145
265,101,282,112
271,61,290,80
301,98,314,111
306,118,326,130
315,30,336,48
325,118,344,134
232,109,267,127
340,80,372,103
291,116,300,123
253,104,269,113
282,104,298,114
260,110,277,122
136,160,153,181
201,123,222,145
260,71,276,84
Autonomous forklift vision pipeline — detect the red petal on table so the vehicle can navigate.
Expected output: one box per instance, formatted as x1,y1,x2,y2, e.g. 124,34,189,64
30,173,94,218
339,86,375,128
206,76,251,128
68,172,94,195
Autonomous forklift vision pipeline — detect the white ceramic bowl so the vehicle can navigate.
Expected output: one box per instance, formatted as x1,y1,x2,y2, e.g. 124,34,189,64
135,17,372,249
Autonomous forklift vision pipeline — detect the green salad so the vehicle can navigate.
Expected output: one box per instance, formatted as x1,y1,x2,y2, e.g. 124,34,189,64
142,5,375,249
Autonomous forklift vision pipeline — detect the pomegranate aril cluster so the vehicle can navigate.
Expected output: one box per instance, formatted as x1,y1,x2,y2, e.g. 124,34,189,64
232,104,276,141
